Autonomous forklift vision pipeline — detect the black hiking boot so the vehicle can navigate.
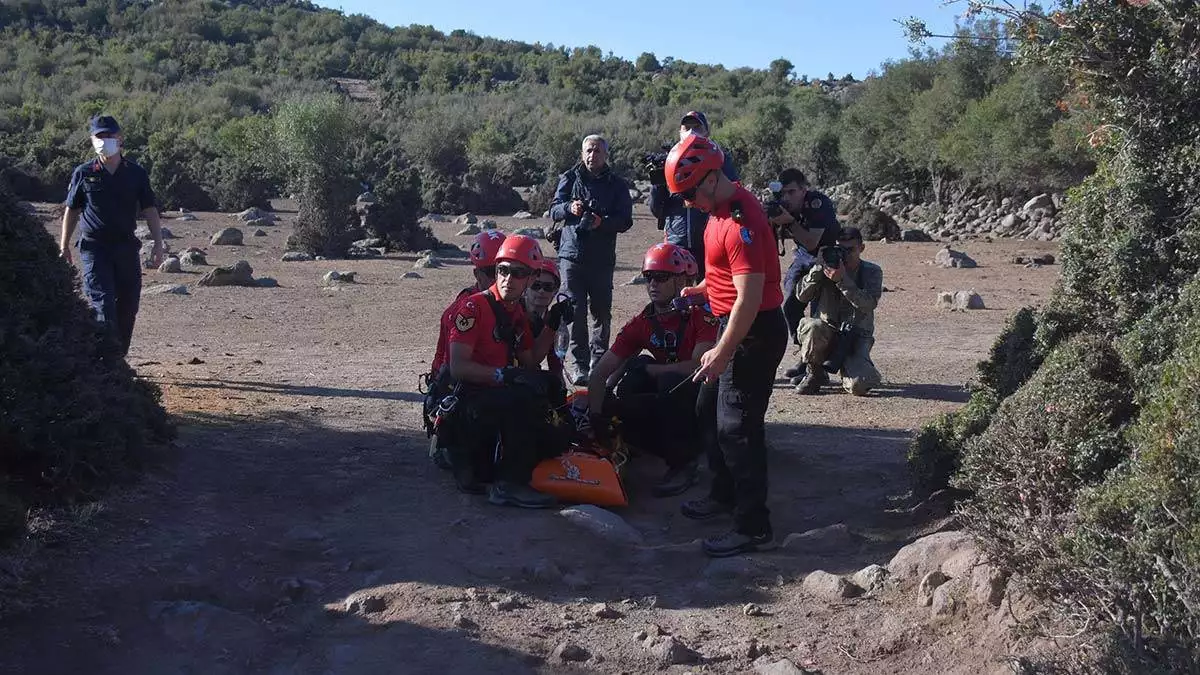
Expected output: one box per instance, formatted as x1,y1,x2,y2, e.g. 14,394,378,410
794,369,829,395
782,360,807,380
702,529,777,557
653,462,699,498
681,495,734,521
454,464,485,495
488,481,557,509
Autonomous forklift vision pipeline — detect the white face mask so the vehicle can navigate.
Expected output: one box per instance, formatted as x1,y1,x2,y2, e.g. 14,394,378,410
92,137,120,158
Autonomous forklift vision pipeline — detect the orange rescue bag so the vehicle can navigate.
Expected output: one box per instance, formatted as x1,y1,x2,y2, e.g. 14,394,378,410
532,446,628,507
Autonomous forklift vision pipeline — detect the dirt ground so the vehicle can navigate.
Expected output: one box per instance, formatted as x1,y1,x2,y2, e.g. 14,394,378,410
0,202,1060,674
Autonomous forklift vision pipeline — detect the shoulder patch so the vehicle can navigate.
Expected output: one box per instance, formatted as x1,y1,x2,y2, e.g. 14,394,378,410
809,197,823,210
455,313,476,332
739,226,753,245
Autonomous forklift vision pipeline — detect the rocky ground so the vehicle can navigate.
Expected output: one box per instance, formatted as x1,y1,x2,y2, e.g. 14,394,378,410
0,201,1062,674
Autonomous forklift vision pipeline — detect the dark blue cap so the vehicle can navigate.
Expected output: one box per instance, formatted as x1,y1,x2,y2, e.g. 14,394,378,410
89,115,121,135
680,111,709,132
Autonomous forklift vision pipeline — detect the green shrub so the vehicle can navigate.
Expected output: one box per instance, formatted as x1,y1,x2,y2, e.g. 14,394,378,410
0,187,173,542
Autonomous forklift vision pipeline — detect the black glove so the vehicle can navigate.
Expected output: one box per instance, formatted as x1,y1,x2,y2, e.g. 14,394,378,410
547,296,576,331
500,367,548,397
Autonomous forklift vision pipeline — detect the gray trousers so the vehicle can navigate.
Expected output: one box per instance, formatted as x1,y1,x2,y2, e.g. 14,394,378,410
559,257,613,374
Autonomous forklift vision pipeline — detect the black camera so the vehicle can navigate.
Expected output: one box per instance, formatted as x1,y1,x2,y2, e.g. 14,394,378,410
579,198,605,218
822,322,860,374
761,180,785,219
820,244,847,269
641,143,672,187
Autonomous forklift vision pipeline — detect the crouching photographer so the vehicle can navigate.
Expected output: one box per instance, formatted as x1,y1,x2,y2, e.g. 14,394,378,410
792,227,883,396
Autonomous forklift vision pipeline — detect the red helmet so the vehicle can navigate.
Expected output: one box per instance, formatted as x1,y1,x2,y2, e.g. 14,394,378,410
469,230,506,268
665,133,725,194
536,257,560,283
642,243,689,275
678,248,699,278
495,234,543,269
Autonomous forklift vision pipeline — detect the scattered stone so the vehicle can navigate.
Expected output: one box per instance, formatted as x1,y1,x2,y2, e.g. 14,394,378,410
513,227,545,239
553,643,590,663
490,595,523,611
513,210,534,219
454,213,477,225
456,224,481,236
742,603,767,617
234,207,274,223
624,274,647,286
781,523,856,554
917,571,949,607
1012,253,1055,265
135,224,174,240
281,251,314,262
414,255,442,269
139,241,160,269
187,357,204,364
452,613,476,629
889,531,976,584
158,257,182,273
558,505,644,546
933,246,977,269
931,579,965,618
352,237,386,249
970,564,1009,607
755,658,807,675
851,564,890,595
402,272,422,280
256,277,279,288
197,260,256,287
176,213,198,221
647,636,701,666
142,284,188,296
480,219,498,230
322,271,356,286
346,246,381,259
253,228,267,237
937,291,985,311
900,228,934,242
246,217,273,229
801,570,860,600
344,594,387,614
210,227,244,246
1022,193,1055,214
591,602,622,620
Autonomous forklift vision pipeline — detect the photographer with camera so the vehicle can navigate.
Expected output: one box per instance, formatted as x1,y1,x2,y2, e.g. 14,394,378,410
647,111,739,281
549,134,635,386
792,227,883,396
767,168,842,382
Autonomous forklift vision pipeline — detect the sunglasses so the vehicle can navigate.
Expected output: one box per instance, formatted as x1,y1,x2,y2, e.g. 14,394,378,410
642,271,676,284
479,266,497,278
673,170,712,202
496,263,532,279
529,281,558,293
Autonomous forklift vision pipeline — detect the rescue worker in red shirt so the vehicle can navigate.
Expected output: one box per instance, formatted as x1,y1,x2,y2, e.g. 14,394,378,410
665,134,788,557
424,230,507,468
585,243,718,497
447,234,563,508
523,257,574,387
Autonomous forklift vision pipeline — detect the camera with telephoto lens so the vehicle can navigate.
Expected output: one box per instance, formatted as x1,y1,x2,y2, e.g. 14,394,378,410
822,322,860,374
641,143,673,186
579,198,606,219
761,180,785,219
819,244,847,269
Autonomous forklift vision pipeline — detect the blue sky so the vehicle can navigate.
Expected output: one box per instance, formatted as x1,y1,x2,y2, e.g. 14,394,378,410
313,0,973,79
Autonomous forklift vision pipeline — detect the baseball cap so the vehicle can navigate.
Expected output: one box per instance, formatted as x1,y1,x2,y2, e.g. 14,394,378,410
680,111,709,132
89,115,121,135
837,226,864,242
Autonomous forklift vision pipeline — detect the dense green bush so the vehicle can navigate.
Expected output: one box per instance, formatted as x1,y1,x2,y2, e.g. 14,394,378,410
0,187,173,542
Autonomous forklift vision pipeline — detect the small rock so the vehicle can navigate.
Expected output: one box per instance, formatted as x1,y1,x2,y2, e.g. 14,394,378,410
755,658,807,675
322,271,356,286
197,260,256,287
917,571,949,607
282,251,314,262
480,219,498,230
246,217,273,229
454,213,477,225
624,274,647,286
1022,193,1054,214
933,246,977,269
633,630,648,642
142,284,188,296
414,255,442,269
900,228,934,242
210,227,244,246
970,564,1009,607
781,523,856,554
187,357,204,364
345,594,386,614
553,643,590,662
647,636,701,666
452,613,476,629
801,570,860,600
256,277,279,288
234,207,274,223
591,602,622,620
937,291,985,311
558,505,644,546
490,595,522,611
851,564,890,595
931,579,964,618
175,250,204,266
513,227,545,239
513,210,533,219
176,213,198,221
889,531,976,584
253,229,267,237
402,272,422,279
456,224,481,236
158,257,182,273
742,603,767,617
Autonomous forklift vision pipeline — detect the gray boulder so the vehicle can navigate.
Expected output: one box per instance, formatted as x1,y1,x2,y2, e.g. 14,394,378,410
141,284,188,296
211,227,244,246
158,257,182,273
513,210,534,219
801,570,860,600
937,291,985,311
234,207,275,223
197,260,256,287
454,213,477,225
175,213,198,222
253,229,267,237
414,255,442,269
513,227,545,239
933,246,977,269
480,219,498,230
1022,193,1055,214
322,270,356,286
900,228,934,243
456,224,481,236
558,505,643,546
180,250,207,266
281,251,314,262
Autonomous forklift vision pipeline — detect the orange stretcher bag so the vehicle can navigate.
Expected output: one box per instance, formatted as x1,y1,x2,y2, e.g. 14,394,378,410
532,450,628,507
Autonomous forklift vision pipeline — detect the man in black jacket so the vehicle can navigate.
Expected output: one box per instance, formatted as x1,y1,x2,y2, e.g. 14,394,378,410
549,134,634,386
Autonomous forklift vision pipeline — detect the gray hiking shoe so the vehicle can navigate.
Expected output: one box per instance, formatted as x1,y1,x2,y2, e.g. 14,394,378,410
681,496,733,521
794,369,829,394
654,462,699,498
488,481,557,509
702,529,777,558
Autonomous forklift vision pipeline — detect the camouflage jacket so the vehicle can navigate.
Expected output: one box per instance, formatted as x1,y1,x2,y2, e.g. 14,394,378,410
795,259,883,338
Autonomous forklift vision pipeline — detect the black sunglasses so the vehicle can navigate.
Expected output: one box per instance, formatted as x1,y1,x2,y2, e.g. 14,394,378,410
530,280,558,292
672,170,712,202
496,263,532,279
642,271,676,283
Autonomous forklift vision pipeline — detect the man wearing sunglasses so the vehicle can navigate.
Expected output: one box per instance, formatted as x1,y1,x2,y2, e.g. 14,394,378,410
425,230,508,468
548,134,635,386
664,134,787,557
585,243,718,497
447,235,564,508
523,258,574,390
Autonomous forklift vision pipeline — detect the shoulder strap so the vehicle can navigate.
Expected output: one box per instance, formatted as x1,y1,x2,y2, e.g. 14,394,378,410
483,290,519,365
644,304,689,364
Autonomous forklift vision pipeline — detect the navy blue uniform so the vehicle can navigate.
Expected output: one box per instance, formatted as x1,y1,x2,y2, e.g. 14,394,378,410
782,190,839,343
65,157,156,356
648,148,738,281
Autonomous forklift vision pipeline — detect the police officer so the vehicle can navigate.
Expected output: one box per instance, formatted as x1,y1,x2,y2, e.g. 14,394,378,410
59,115,164,357
648,111,740,281
665,134,787,557
585,243,718,497
768,168,841,382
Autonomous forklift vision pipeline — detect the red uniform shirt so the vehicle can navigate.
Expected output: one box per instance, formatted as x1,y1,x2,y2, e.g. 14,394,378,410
702,185,784,317
430,286,475,376
610,306,720,364
448,286,533,372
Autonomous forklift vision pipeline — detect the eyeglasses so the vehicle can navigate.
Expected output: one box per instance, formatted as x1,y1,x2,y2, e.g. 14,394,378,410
642,271,676,284
496,263,532,279
530,281,558,293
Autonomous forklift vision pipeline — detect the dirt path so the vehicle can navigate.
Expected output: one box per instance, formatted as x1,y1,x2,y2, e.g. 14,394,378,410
0,205,1060,674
